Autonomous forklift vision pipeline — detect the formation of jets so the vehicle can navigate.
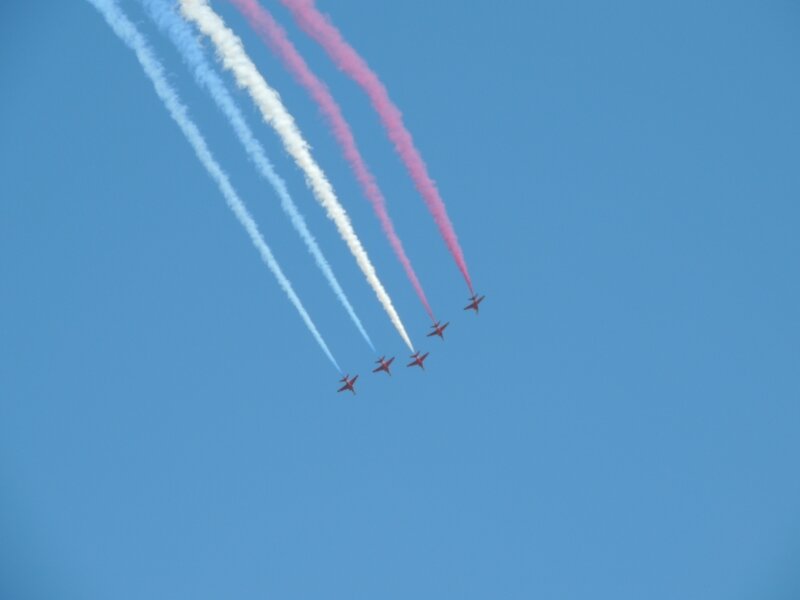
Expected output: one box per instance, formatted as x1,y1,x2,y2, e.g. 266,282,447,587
337,294,486,394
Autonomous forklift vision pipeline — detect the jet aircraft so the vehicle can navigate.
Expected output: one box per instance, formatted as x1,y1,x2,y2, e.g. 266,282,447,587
426,321,450,339
372,356,395,375
337,374,359,394
406,351,430,370
463,294,486,313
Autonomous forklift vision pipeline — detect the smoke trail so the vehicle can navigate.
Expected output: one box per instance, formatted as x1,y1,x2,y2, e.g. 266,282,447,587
280,0,474,294
85,0,341,371
179,0,415,352
228,0,436,323
139,0,373,351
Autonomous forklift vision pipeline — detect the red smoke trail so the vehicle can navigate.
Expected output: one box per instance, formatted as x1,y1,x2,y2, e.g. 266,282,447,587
229,0,436,320
279,0,474,295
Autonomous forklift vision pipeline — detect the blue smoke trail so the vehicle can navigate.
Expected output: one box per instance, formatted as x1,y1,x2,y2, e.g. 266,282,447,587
139,0,374,352
85,0,341,372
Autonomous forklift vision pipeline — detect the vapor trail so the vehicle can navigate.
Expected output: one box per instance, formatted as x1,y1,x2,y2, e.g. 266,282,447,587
180,0,414,351
139,0,373,350
280,0,474,294
228,0,436,323
85,0,340,371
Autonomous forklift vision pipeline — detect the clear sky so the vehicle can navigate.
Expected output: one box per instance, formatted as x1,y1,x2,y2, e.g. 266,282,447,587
1,1,799,598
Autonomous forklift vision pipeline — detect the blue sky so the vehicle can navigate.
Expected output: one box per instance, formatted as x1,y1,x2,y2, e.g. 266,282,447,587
2,1,799,598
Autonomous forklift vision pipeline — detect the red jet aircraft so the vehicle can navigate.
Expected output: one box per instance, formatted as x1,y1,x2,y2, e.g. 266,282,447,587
426,321,450,339
337,374,359,394
372,356,395,375
406,351,430,370
463,294,486,314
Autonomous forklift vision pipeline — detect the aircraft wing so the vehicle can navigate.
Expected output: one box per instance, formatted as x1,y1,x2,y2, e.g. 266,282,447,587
386,358,395,366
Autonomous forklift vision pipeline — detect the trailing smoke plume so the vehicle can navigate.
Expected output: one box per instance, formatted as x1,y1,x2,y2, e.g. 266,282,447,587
140,0,373,350
281,0,474,293
229,0,436,322
179,0,414,351
85,0,341,371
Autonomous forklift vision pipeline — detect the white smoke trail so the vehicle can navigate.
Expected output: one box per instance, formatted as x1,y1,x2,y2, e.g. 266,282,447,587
179,0,415,352
139,0,373,351
85,0,341,371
